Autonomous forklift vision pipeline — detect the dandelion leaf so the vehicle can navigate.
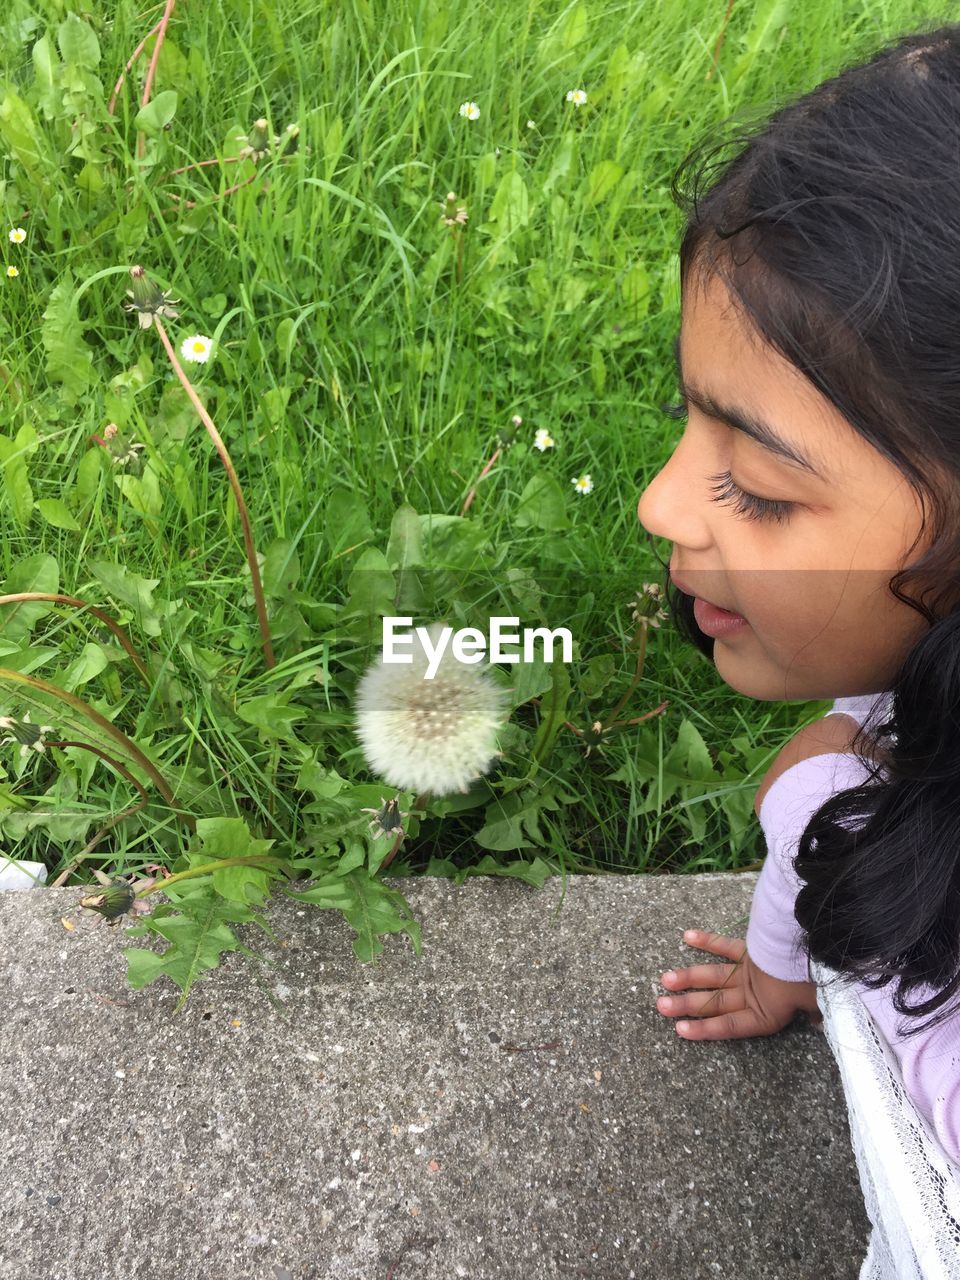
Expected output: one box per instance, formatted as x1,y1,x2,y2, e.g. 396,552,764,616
134,89,178,137
57,13,101,68
121,882,259,1013
421,853,555,887
0,552,59,644
514,474,571,531
87,559,168,637
475,782,567,851
488,171,530,232
337,869,422,963
41,276,95,407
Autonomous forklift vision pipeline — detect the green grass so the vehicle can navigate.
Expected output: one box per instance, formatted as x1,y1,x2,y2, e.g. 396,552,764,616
0,0,948,999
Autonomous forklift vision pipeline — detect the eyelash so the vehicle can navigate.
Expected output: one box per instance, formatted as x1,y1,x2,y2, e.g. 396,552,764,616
660,399,794,526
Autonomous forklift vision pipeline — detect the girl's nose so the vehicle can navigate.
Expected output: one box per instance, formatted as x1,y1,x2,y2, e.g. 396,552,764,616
637,445,710,550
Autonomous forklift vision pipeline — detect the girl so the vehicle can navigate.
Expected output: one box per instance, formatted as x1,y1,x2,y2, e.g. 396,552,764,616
635,23,960,1166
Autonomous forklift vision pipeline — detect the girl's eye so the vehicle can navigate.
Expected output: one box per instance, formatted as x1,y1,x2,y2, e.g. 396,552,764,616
659,398,794,526
705,470,793,525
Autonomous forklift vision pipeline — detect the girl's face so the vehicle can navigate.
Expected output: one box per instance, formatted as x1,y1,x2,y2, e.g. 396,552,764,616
636,269,932,701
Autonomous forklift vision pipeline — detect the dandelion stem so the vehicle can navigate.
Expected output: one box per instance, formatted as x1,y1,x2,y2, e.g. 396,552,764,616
602,622,650,730
0,667,187,818
108,21,163,115
137,0,177,162
379,791,428,873
164,169,262,212
153,319,276,671
460,446,502,516
47,740,154,886
707,0,736,82
132,854,288,900
455,228,465,283
0,592,155,691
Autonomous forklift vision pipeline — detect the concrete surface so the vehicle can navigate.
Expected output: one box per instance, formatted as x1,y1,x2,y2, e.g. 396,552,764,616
0,872,871,1280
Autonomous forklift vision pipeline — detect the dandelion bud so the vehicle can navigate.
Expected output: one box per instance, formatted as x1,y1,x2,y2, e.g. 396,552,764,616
355,622,509,797
581,720,608,758
239,118,271,162
440,191,468,227
360,795,409,840
496,419,520,447
122,265,180,331
275,123,300,155
631,583,669,629
79,879,136,924
0,711,55,758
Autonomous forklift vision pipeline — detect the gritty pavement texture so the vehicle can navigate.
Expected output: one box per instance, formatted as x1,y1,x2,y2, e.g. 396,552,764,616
0,872,870,1280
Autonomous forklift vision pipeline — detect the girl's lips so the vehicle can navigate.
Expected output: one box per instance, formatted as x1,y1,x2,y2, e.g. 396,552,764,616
669,571,739,615
669,571,749,637
692,596,749,638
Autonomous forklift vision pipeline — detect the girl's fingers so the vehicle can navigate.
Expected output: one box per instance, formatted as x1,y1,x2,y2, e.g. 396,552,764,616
656,982,745,1021
681,929,746,963
660,961,740,991
672,1008,764,1041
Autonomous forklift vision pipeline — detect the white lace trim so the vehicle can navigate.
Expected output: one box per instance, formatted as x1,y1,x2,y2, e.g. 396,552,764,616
812,958,960,1279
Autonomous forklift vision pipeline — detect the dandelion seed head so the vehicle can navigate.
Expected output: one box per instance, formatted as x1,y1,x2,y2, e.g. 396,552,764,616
355,623,509,796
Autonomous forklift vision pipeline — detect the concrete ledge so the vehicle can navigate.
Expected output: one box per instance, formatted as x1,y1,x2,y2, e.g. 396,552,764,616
0,873,869,1279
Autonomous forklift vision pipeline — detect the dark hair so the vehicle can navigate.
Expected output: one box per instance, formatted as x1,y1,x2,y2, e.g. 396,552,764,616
649,24,960,1037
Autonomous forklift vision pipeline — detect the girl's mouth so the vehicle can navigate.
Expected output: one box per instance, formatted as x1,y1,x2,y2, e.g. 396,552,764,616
692,597,749,639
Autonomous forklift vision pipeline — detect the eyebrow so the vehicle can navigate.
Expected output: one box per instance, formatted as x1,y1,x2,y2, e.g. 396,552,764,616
672,334,828,481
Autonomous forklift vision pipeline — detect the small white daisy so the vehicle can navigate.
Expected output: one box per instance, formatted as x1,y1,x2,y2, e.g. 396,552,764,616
572,473,593,494
533,429,555,452
6,265,19,278
565,89,588,107
458,101,480,121
180,334,213,363
526,120,536,130
8,228,26,244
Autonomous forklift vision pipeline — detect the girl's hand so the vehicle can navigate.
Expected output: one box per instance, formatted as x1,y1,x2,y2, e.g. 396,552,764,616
656,929,824,1040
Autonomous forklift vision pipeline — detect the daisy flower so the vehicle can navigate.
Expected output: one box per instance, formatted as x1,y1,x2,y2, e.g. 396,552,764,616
526,120,536,130
8,228,26,244
180,334,213,364
534,429,555,452
565,89,588,107
354,622,509,796
572,473,593,494
6,266,19,278
458,101,480,121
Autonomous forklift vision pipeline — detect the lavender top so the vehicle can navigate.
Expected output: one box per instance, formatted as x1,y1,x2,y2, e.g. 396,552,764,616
745,691,960,1164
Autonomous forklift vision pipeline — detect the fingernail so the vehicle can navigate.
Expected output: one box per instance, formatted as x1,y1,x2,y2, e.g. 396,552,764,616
662,970,676,981
683,930,697,940
658,997,673,1009
676,1021,689,1033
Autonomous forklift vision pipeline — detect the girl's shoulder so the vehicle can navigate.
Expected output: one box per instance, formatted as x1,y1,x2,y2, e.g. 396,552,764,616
753,701,890,821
